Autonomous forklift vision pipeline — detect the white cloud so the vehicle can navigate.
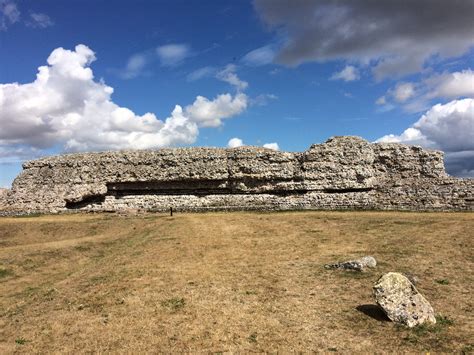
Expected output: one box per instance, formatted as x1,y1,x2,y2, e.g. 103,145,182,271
216,64,248,91
377,98,474,176
250,93,278,106
188,64,250,93
0,0,20,30
227,138,280,151
392,82,416,103
242,45,275,66
412,99,474,152
330,65,360,82
426,69,474,99
187,66,216,81
1,1,54,31
375,96,386,105
185,93,248,128
378,99,474,151
122,44,255,82
156,44,191,67
377,127,431,147
0,44,248,157
380,69,474,112
263,142,279,150
26,12,53,28
119,45,191,79
227,137,244,148
120,52,150,79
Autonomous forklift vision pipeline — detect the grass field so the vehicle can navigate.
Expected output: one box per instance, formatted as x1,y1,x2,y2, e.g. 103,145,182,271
0,211,473,353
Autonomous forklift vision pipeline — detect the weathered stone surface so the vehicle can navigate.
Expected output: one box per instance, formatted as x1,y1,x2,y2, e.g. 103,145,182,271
374,272,436,327
2,136,473,213
0,188,9,209
324,256,377,271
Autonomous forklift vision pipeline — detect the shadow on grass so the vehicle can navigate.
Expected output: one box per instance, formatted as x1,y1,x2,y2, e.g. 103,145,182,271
356,304,390,322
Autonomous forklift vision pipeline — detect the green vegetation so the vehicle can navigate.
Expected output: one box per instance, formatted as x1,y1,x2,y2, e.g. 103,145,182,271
161,297,186,312
0,267,14,278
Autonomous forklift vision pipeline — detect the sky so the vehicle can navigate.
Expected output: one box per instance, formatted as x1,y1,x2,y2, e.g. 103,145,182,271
0,0,473,187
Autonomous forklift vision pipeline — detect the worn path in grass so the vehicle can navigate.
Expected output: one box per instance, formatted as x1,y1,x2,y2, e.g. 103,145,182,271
0,211,473,353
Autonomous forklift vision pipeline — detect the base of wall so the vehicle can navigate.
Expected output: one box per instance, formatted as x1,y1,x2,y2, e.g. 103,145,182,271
63,189,473,213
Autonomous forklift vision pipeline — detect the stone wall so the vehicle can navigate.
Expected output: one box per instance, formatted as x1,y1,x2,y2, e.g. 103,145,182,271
0,188,8,211
2,136,473,213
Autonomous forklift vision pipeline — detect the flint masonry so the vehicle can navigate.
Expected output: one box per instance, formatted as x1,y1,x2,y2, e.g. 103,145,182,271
2,136,473,213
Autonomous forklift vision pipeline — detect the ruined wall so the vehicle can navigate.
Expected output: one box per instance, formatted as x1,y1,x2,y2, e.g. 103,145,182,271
2,136,473,213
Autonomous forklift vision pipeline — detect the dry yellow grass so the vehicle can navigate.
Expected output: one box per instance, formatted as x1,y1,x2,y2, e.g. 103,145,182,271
0,211,473,353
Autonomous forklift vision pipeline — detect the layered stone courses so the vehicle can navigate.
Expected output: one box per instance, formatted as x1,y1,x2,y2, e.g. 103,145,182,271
2,136,473,213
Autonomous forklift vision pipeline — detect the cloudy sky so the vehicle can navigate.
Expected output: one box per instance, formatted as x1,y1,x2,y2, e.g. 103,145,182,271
1,0,473,186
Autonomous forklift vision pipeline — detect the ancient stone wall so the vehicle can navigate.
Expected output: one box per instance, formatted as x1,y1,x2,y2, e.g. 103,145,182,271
2,136,473,213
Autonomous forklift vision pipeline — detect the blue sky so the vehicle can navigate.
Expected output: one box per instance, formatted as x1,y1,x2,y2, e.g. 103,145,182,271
1,0,473,187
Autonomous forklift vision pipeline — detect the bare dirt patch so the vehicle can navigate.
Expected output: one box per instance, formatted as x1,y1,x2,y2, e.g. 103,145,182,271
0,211,472,352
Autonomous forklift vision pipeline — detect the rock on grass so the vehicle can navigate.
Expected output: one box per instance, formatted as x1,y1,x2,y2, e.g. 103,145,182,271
324,256,377,271
374,272,436,328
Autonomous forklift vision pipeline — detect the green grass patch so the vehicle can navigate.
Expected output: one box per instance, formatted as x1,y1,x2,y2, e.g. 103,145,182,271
0,267,14,278
161,297,185,312
74,245,92,252
461,344,473,354
15,338,28,345
435,315,454,327
406,315,454,337
13,213,42,218
248,333,258,343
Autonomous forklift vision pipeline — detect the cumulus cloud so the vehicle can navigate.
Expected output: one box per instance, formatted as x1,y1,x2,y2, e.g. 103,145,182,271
156,44,191,67
227,137,244,148
227,138,280,150
0,0,20,30
26,12,53,28
425,70,474,99
189,64,275,111
0,44,248,157
254,0,474,79
242,45,275,66
263,142,279,150
216,64,248,91
330,65,360,82
380,69,474,112
185,65,252,126
377,99,474,176
185,93,248,128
